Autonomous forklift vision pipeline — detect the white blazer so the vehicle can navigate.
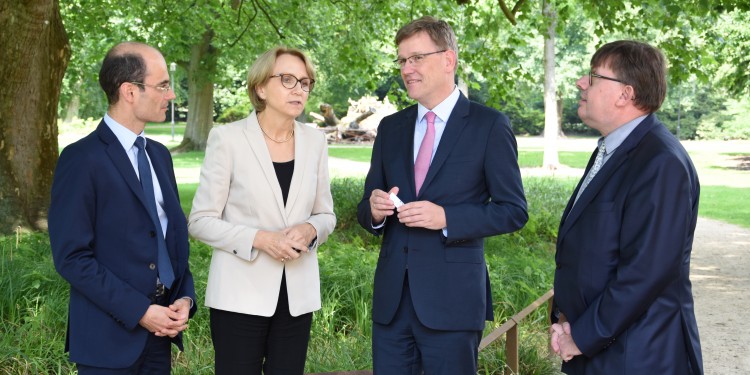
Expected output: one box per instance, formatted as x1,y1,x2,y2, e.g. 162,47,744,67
188,111,336,317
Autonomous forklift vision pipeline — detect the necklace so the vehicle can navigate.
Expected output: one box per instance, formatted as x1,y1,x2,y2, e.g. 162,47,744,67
259,123,294,143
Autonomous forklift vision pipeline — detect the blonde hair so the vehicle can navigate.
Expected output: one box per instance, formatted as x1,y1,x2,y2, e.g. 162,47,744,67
247,46,316,112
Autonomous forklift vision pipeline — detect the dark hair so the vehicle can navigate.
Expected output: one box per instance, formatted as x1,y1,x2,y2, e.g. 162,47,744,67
591,40,667,112
395,16,458,63
98,42,149,105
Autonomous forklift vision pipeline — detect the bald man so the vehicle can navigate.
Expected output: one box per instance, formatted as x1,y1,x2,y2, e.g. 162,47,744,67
49,42,197,374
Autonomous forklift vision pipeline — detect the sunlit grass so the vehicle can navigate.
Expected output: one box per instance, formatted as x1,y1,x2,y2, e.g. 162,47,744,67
700,186,750,228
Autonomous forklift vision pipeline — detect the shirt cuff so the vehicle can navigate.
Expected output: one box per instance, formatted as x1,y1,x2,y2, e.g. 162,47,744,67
372,216,386,229
180,296,194,309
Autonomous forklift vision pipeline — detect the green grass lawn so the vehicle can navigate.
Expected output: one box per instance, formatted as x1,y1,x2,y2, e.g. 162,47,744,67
517,151,591,168
699,186,750,227
328,145,374,163
329,145,593,169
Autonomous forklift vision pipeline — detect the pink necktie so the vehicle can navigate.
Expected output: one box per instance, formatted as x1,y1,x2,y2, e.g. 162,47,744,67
415,111,436,194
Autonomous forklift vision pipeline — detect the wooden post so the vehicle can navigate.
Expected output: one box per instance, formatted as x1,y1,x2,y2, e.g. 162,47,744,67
506,324,519,374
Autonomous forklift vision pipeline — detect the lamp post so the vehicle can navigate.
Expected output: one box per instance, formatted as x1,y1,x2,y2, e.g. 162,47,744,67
170,62,176,141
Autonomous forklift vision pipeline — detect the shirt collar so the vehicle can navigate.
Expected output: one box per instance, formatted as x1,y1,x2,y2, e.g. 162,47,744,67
104,113,146,150
417,86,461,123
603,114,648,155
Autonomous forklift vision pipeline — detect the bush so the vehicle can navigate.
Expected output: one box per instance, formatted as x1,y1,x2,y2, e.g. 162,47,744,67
215,103,252,123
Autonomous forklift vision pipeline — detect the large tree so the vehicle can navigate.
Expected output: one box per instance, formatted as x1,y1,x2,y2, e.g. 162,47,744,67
0,0,69,234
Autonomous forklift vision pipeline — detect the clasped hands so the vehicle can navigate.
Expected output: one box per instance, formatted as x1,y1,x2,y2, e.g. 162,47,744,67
369,187,446,230
139,297,191,338
550,320,582,362
257,223,316,263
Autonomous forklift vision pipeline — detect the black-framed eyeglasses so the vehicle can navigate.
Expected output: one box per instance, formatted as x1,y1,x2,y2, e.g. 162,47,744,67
269,73,315,92
129,81,172,95
589,71,627,86
394,50,447,67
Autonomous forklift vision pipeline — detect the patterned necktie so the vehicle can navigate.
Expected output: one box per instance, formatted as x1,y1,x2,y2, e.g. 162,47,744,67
134,137,175,289
414,111,436,195
574,139,607,205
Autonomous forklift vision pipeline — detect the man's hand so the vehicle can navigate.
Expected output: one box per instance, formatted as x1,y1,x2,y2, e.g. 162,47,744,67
550,321,582,362
397,200,446,230
370,187,399,225
139,304,186,338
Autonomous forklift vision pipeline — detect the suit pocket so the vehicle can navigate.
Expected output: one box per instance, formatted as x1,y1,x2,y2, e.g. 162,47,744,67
444,246,484,263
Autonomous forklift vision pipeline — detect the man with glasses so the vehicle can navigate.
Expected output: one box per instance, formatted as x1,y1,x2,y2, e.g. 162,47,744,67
550,40,703,374
358,16,528,374
49,42,196,374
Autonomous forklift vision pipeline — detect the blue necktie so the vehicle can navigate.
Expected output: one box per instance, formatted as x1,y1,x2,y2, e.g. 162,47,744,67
134,137,175,289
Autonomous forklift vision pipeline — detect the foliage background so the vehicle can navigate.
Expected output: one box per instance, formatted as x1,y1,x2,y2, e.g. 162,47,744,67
57,0,750,141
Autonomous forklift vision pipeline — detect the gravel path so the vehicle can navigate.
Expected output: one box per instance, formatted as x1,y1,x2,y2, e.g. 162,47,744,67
691,218,750,374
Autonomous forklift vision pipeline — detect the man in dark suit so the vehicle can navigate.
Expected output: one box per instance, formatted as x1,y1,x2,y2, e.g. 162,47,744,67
49,42,197,374
550,40,703,374
357,16,528,374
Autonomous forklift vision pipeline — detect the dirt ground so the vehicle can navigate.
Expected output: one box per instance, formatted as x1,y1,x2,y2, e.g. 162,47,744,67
328,136,750,374
691,218,750,374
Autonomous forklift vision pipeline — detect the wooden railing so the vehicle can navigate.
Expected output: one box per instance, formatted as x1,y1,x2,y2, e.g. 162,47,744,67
478,289,555,374
308,289,555,375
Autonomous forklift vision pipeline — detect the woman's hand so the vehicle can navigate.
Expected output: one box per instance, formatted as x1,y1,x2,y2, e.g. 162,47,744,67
283,223,316,251
254,230,308,262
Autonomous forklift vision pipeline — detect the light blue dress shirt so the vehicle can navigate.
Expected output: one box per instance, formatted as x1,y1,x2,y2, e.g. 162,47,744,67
103,113,168,237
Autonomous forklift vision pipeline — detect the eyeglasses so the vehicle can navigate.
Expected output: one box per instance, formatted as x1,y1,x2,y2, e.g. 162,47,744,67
589,71,627,86
269,73,315,92
129,82,173,95
394,50,447,67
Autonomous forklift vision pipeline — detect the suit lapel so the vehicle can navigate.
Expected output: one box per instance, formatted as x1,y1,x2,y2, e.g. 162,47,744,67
417,94,470,197
557,115,659,242
397,106,419,198
243,113,289,226
97,122,151,215
147,143,181,259
285,121,306,214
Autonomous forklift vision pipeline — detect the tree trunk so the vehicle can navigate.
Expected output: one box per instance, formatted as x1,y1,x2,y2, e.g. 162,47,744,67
174,28,217,152
541,0,559,171
0,0,70,234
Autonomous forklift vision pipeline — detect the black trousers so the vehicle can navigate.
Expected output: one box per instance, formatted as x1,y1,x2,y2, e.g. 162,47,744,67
210,272,313,375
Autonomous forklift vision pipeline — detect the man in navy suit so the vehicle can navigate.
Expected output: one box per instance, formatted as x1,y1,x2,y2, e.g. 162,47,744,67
49,42,197,374
550,40,703,374
357,16,528,374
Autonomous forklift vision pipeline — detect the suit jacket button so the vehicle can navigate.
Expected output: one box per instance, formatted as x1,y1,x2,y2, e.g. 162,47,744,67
149,231,156,238
556,263,562,269
149,263,156,270
403,247,408,253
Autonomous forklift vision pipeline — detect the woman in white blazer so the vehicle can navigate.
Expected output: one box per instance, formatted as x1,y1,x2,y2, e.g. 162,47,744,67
188,46,335,374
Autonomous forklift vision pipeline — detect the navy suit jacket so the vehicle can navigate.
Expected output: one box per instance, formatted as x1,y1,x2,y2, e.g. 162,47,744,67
357,93,528,331
49,121,197,368
554,114,703,374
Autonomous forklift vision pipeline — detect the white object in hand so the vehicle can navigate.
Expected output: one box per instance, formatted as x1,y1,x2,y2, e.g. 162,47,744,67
389,193,404,208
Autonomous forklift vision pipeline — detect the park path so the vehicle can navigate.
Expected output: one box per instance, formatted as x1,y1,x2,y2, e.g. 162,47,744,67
691,218,750,374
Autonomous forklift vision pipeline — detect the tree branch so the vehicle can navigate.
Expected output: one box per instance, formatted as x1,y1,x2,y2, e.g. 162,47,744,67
496,0,527,26
226,3,258,48
253,0,284,39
